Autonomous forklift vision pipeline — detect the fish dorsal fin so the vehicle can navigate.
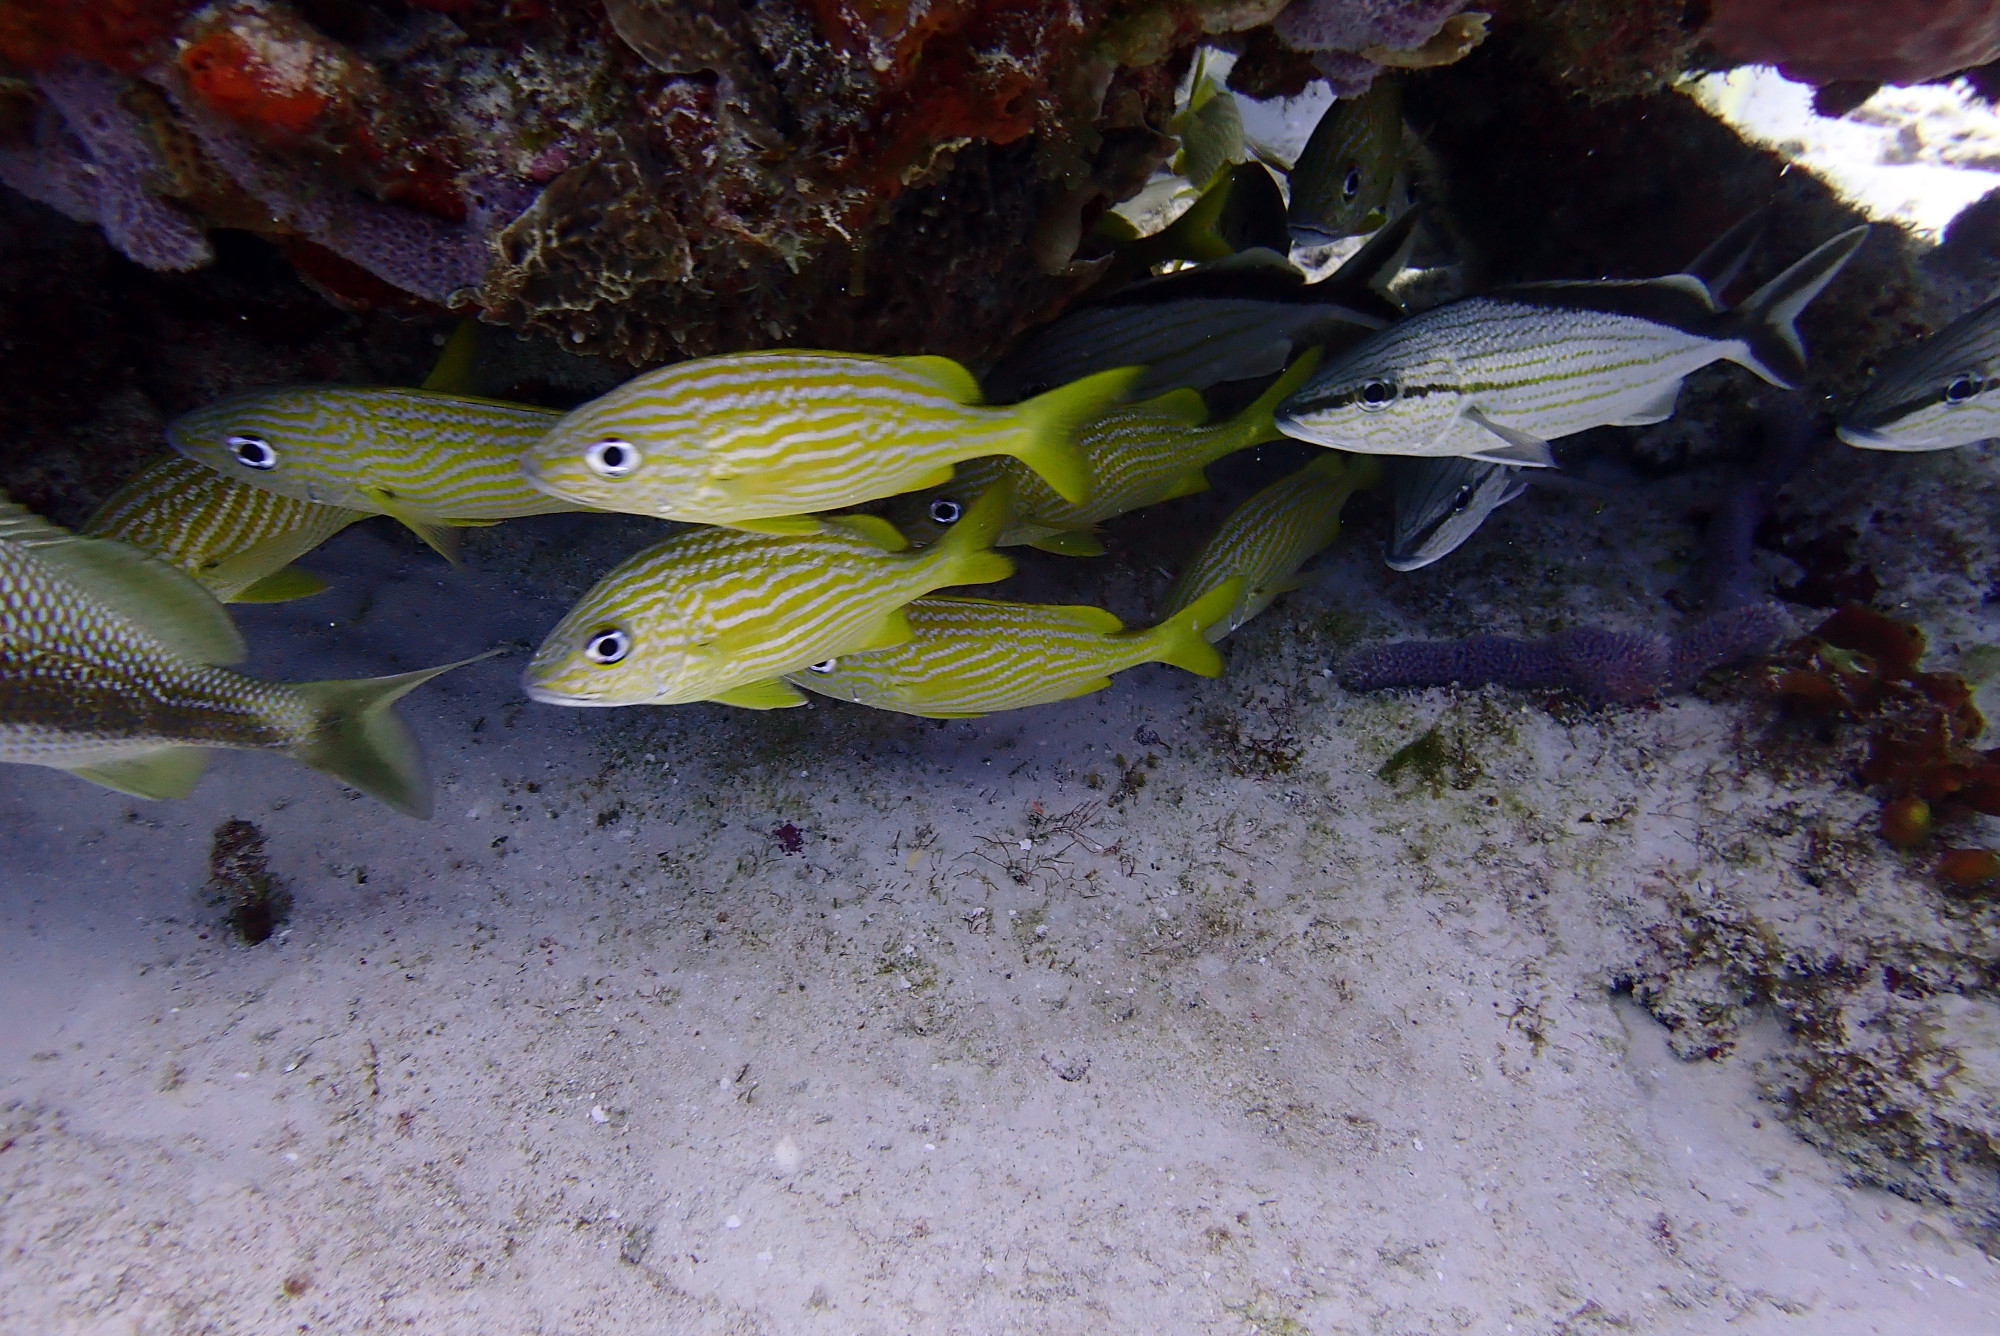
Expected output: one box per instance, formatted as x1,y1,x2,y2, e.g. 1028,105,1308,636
1048,603,1125,634
1026,530,1107,557
710,679,808,710
67,747,212,800
1199,246,1303,279
1653,272,1720,310
1141,387,1211,428
1,495,247,663
826,514,910,552
421,317,482,394
1461,407,1557,468
893,355,985,406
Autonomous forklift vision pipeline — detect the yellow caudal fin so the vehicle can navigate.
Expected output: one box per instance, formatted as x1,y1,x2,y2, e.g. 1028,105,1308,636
1006,366,1143,505
1220,347,1324,455
1149,577,1241,676
931,481,1016,590
289,650,499,818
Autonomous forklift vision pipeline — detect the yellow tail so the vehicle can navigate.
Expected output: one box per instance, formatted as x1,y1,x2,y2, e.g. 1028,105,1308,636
1008,366,1144,505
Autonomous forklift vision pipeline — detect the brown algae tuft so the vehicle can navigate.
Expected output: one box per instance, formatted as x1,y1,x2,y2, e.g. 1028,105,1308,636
209,817,288,945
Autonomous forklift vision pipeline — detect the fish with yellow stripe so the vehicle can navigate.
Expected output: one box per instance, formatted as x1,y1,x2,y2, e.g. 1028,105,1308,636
787,578,1242,718
886,350,1322,557
518,351,1138,533
84,454,367,602
1166,452,1380,640
0,492,486,814
165,387,574,562
523,485,1016,710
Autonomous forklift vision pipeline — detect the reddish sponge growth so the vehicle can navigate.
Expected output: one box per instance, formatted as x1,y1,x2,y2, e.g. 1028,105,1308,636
0,0,196,73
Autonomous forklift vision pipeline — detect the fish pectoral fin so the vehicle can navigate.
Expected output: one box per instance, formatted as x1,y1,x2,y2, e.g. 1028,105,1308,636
67,748,211,801
1609,380,1683,427
364,491,463,565
19,529,247,665
1027,530,1107,558
732,516,826,537
232,565,331,603
709,679,809,710
1461,408,1557,468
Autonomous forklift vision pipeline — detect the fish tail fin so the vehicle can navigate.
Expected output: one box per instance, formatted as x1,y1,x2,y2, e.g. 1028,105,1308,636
289,650,499,818
934,481,1016,589
1723,225,1868,388
1007,366,1144,505
1150,577,1241,676
1228,348,1327,451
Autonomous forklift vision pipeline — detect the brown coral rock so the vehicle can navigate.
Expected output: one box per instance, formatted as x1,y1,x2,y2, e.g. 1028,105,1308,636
1703,0,2000,86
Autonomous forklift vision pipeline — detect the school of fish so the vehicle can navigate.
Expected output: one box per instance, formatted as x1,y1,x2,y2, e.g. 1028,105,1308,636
5,79,1985,817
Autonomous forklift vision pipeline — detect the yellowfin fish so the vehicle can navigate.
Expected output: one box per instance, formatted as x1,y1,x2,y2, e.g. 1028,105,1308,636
1166,452,1381,640
523,485,1016,710
0,494,485,814
890,350,1323,556
1287,78,1404,246
84,454,366,602
519,350,1137,534
787,578,1242,718
165,387,573,562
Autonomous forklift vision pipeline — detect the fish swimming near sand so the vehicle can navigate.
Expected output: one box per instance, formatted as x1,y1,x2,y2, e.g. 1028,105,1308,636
1838,294,2000,452
1383,456,1530,572
166,387,572,562
85,454,366,602
888,350,1322,556
786,579,1242,718
1166,451,1381,640
0,493,482,814
520,351,1135,532
985,209,1414,403
522,485,1016,710
1287,78,1403,246
1277,225,1869,466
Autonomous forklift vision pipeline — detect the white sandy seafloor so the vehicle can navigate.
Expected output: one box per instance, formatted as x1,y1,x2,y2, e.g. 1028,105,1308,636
8,73,2000,1336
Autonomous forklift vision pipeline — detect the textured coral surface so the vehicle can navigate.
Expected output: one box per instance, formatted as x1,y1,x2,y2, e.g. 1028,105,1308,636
1704,0,2000,86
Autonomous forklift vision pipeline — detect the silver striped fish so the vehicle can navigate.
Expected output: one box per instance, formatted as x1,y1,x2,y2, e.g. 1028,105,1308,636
1839,294,2000,451
786,578,1242,718
887,350,1322,555
520,351,1136,533
1167,452,1381,640
166,388,573,562
84,454,366,602
1383,455,1529,572
0,493,480,814
523,485,1016,710
1278,225,1869,466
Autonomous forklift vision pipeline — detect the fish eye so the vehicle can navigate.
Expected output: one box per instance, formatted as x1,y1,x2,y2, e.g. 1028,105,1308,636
585,438,641,478
583,628,629,664
1451,485,1476,513
227,434,276,470
808,658,838,675
1945,374,1980,405
1357,380,1397,411
927,497,963,525
1342,167,1361,201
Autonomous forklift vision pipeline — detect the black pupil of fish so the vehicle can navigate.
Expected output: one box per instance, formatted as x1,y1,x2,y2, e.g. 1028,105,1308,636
929,499,962,524
1342,168,1361,201
586,630,627,662
230,436,274,468
1946,375,1980,404
809,659,837,674
1361,381,1395,406
595,441,632,470
1452,486,1475,513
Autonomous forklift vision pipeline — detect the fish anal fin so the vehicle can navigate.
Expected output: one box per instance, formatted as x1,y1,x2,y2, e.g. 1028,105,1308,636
858,606,915,652
710,679,808,710
1161,468,1211,501
67,747,210,800
365,491,463,565
232,565,330,603
1610,380,1682,427
1461,407,1556,468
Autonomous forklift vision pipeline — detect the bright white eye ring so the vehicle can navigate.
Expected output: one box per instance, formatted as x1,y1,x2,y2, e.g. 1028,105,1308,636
584,628,630,663
585,439,641,478
228,435,276,470
927,498,963,525
807,659,838,674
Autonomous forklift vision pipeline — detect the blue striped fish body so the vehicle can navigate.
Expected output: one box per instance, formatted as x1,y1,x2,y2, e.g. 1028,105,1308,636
166,387,573,560
1839,294,2000,451
0,495,473,815
891,351,1322,550
520,351,1136,527
1383,455,1529,571
787,578,1239,717
1167,452,1379,639
85,454,365,601
1279,226,1868,466
523,485,1016,709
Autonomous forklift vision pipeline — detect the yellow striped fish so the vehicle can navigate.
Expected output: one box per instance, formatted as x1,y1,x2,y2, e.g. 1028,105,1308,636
165,388,573,562
523,485,1016,710
518,351,1139,533
1166,452,1381,640
787,578,1242,718
0,493,484,814
887,350,1322,556
84,454,366,602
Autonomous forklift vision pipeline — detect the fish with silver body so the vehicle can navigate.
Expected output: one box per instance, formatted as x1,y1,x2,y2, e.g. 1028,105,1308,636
1277,225,1869,467
522,486,1014,710
1288,77,1403,246
1839,294,2000,451
167,387,573,563
786,580,1240,719
984,210,1414,403
0,493,479,814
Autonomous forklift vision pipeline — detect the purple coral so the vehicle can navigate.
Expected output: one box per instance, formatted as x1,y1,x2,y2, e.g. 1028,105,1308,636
0,59,212,272
1341,603,1791,706
1276,0,1473,93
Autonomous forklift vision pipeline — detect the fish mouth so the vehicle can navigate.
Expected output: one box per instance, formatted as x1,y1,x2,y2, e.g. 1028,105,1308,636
519,671,609,706
1383,546,1442,572
1834,423,1900,450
